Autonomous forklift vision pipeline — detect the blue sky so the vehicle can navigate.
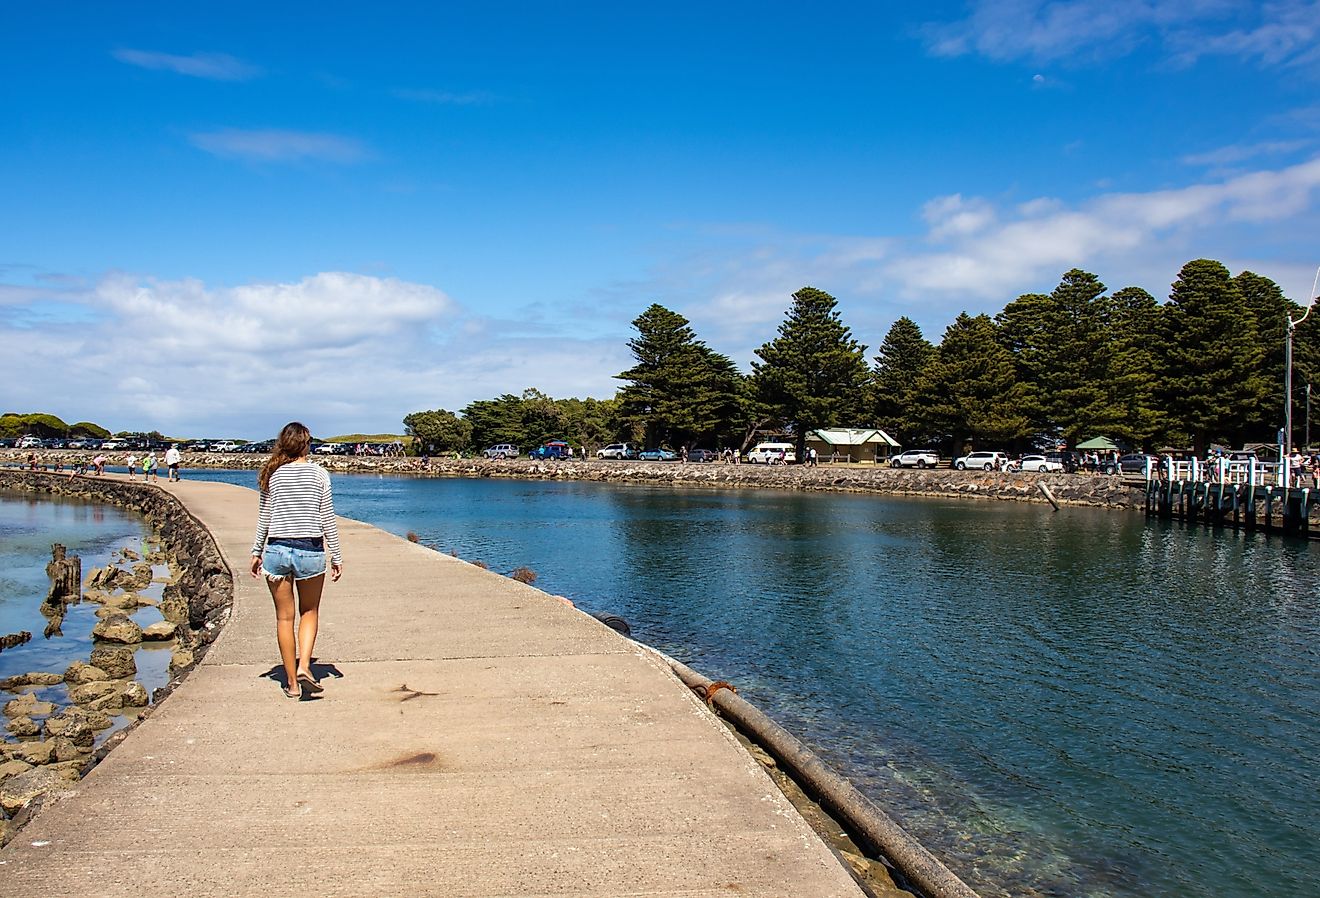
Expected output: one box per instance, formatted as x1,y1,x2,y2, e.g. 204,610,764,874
4,2,1320,438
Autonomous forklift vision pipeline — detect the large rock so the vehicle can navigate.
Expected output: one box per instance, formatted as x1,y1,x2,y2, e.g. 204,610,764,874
121,682,149,707
50,736,86,762
20,672,64,686
81,691,123,713
92,614,143,644
5,716,39,737
100,592,142,610
3,694,55,718
43,713,94,747
68,707,112,731
89,645,136,678
67,681,118,704
169,648,195,672
8,740,55,766
84,566,112,591
0,765,80,815
0,759,34,780
64,661,110,684
128,562,154,590
141,620,177,641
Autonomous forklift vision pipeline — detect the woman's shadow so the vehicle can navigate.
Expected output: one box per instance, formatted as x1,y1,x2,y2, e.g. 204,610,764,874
258,659,345,700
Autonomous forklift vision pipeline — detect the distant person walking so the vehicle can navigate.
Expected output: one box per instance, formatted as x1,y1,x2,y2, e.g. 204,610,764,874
143,451,159,483
250,422,343,700
126,453,138,480
165,443,181,481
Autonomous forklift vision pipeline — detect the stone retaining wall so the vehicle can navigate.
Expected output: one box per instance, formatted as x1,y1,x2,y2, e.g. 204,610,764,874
2,450,1146,510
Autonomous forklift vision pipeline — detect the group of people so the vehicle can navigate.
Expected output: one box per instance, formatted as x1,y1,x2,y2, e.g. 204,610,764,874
124,450,161,482
20,445,185,481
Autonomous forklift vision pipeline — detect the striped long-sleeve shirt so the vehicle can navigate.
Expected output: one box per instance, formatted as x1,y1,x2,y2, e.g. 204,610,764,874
251,461,343,563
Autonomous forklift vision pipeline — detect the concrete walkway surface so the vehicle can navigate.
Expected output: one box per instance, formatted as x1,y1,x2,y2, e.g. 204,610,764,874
1,480,866,897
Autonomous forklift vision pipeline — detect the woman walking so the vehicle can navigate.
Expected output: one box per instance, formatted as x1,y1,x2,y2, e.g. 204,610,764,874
250,422,343,699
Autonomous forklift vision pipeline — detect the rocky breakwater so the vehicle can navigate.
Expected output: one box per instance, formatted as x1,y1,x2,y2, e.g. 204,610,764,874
0,471,232,843
409,458,1146,510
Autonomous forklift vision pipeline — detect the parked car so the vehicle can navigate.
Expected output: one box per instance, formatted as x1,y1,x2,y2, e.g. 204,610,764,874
528,441,573,460
211,441,239,453
596,443,638,460
17,435,44,449
483,444,520,459
314,442,350,454
685,449,718,462
638,447,678,461
99,439,125,451
1119,453,1158,475
954,451,1008,471
890,449,939,469
747,442,797,464
1019,454,1064,473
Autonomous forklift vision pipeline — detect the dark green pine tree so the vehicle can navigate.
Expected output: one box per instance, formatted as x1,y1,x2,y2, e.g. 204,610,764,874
752,286,871,459
1234,270,1294,440
872,316,933,443
993,292,1051,433
1161,260,1268,454
913,313,1032,450
615,304,741,447
1036,269,1114,444
1099,287,1165,448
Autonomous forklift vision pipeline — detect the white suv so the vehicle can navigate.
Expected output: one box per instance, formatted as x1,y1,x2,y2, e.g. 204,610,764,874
890,449,939,469
596,443,637,459
483,444,519,459
955,451,1008,471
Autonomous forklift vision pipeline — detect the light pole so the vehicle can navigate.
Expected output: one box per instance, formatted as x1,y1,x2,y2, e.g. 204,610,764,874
1284,267,1320,456
1307,382,1312,451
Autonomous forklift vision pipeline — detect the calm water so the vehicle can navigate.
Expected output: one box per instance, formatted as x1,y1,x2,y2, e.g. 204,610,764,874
0,490,174,726
52,472,1320,896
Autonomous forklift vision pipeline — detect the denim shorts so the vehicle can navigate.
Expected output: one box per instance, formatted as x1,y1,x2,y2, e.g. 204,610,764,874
261,543,327,581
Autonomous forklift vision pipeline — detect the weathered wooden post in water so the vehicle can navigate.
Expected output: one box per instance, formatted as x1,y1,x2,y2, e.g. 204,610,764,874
42,543,81,637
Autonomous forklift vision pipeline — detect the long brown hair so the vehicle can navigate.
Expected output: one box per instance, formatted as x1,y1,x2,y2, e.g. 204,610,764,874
258,422,312,492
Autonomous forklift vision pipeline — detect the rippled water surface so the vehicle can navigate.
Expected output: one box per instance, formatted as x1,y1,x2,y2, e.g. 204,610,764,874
99,474,1320,895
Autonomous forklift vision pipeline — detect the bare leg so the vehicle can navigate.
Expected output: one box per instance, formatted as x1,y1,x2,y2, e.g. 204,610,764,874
267,576,299,696
295,573,326,680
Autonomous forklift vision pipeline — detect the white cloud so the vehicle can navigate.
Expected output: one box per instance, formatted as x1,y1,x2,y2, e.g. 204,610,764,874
881,157,1320,298
886,156,1320,299
0,271,636,437
1167,1,1320,67
112,48,261,81
921,194,997,240
189,129,368,163
1181,139,1311,167
923,1,1318,68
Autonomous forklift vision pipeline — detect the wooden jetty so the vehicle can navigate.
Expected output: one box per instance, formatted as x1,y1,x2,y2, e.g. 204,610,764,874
1143,457,1317,538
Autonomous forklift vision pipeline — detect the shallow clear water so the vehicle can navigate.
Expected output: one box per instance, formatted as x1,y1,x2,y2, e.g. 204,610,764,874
0,489,173,738
85,473,1320,895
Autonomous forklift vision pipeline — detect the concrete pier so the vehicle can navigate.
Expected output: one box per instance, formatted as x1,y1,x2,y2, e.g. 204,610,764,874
0,480,867,897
